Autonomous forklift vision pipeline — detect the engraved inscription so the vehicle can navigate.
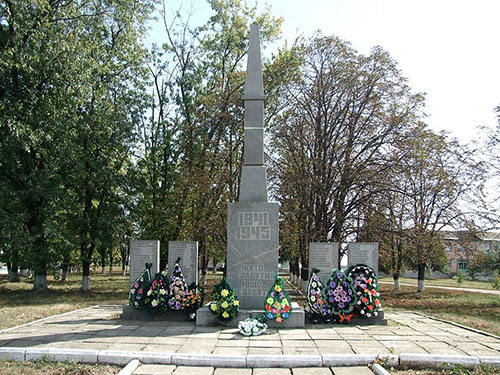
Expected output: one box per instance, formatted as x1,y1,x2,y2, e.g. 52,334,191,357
168,241,198,285
348,243,378,274
227,264,273,297
237,211,271,240
130,240,159,286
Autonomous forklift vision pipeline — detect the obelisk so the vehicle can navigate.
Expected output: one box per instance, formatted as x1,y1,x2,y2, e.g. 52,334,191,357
226,24,279,309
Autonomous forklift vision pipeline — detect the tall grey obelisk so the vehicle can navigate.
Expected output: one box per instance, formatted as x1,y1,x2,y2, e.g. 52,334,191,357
226,24,279,309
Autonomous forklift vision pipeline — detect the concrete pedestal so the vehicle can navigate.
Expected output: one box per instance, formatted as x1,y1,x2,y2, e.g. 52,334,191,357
196,302,305,328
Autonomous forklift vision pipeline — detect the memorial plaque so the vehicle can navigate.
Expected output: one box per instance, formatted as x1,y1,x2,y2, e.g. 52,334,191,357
129,240,160,286
226,202,279,309
309,242,338,283
347,242,379,275
168,241,199,286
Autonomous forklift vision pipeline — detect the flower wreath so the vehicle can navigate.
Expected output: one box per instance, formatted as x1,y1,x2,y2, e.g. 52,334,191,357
324,269,356,316
307,268,331,318
128,263,152,309
167,257,188,310
264,275,292,322
238,317,267,336
209,277,240,321
143,268,169,313
182,283,205,319
347,264,381,318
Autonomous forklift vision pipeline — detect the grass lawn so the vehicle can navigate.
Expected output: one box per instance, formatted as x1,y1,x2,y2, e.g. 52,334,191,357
392,365,500,375
379,284,500,336
0,272,129,331
0,359,119,375
379,276,498,291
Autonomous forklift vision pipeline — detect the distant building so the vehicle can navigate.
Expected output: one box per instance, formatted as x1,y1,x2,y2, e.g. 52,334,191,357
442,231,500,274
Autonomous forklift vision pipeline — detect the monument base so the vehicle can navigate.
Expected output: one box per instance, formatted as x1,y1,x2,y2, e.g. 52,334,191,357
196,302,305,328
305,309,387,326
120,305,192,321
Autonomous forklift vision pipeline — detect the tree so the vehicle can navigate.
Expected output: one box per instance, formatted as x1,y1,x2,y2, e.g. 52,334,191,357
133,0,293,283
270,34,424,286
0,0,155,290
400,126,481,292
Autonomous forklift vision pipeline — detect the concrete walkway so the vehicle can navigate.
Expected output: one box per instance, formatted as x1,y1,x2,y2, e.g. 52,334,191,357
378,281,500,295
0,305,499,371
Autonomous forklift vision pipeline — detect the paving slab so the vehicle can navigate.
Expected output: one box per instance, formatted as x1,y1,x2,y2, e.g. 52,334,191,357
171,366,214,375
253,369,291,375
292,367,333,375
331,367,373,375
213,368,252,375
134,364,176,375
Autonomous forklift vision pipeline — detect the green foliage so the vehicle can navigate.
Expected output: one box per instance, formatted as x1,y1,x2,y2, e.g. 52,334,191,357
456,270,465,285
493,271,500,290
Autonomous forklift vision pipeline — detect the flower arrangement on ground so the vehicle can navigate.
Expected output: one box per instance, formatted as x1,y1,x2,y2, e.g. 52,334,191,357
306,268,332,320
238,317,267,336
347,264,381,318
263,275,292,323
167,257,188,310
143,267,169,313
324,269,356,321
128,263,152,309
182,283,205,320
209,277,239,321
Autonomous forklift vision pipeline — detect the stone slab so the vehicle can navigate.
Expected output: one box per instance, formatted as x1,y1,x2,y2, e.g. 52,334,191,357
213,368,252,375
0,347,25,362
226,202,279,308
196,303,304,328
292,368,333,375
238,167,268,203
173,367,214,375
120,359,141,375
134,364,176,375
371,363,392,375
243,126,264,165
172,354,246,367
98,350,172,365
478,356,500,367
347,243,379,275
322,354,398,367
168,241,198,286
309,242,339,283
246,354,322,368
331,367,374,375
399,353,480,369
130,240,160,286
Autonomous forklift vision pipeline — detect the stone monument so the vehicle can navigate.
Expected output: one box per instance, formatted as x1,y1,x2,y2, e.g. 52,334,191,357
347,242,379,275
128,240,160,286
309,242,339,283
197,24,304,327
168,241,198,285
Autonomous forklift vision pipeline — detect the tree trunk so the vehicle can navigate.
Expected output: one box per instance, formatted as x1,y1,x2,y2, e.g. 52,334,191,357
393,272,401,291
121,245,127,276
82,260,91,291
417,263,426,292
109,253,113,275
101,253,106,275
301,266,309,293
7,262,20,282
61,252,69,282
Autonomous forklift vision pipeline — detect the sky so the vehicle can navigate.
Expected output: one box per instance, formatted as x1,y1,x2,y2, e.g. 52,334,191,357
153,0,500,144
